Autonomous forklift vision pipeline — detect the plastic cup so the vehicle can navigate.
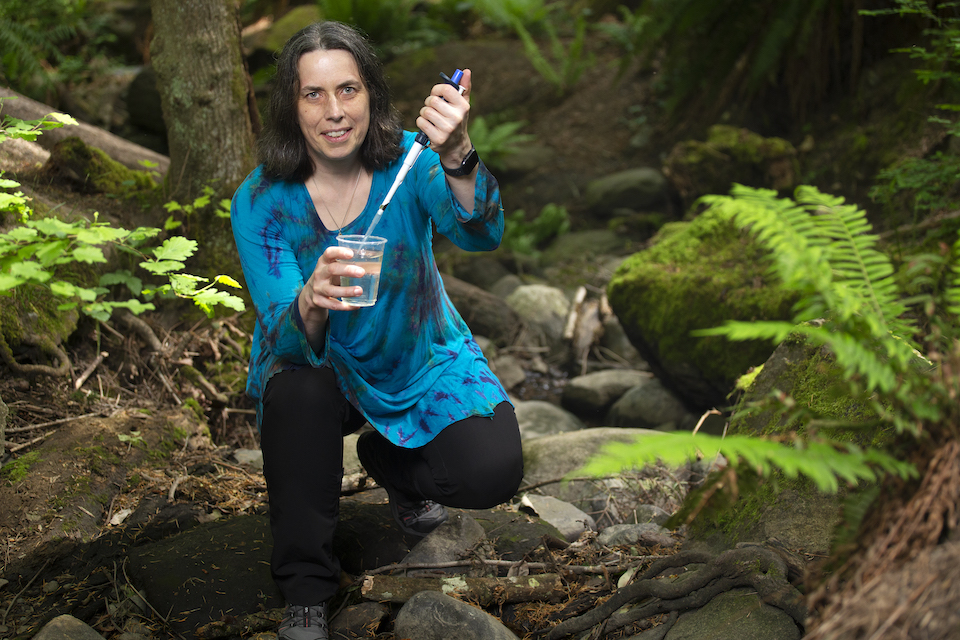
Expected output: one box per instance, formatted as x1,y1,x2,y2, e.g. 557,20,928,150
337,235,387,307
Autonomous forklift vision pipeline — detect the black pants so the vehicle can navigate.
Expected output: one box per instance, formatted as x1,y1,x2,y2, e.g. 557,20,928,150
260,366,523,605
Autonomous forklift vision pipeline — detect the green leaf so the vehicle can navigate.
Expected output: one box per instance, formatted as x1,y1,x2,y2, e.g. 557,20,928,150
50,280,98,302
100,270,143,296
8,261,51,283
139,259,185,275
71,245,107,264
153,236,197,262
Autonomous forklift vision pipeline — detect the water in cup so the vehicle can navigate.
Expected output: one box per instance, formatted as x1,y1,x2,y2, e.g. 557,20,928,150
337,235,386,307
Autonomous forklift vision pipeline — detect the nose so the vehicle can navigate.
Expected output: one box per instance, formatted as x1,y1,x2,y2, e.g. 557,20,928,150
325,95,344,121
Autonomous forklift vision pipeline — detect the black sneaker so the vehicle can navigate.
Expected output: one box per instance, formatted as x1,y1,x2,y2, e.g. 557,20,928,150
357,431,449,536
277,603,329,640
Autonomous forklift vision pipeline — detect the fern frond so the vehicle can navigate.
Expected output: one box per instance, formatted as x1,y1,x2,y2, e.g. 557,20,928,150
576,431,917,494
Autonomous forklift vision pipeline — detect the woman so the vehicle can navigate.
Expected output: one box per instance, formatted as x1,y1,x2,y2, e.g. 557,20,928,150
230,21,523,640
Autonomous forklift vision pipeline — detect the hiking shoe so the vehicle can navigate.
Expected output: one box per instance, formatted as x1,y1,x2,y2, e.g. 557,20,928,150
357,431,449,536
277,603,329,640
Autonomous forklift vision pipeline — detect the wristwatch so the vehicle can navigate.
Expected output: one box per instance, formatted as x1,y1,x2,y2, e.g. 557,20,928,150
442,146,479,177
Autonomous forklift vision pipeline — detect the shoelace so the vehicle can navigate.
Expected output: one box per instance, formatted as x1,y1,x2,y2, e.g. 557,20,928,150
281,605,328,631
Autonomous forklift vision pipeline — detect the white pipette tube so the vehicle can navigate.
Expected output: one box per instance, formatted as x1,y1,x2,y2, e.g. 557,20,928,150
363,69,465,240
363,132,428,238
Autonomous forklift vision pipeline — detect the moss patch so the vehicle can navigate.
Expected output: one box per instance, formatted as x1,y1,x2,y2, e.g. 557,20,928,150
607,206,798,399
1,450,42,484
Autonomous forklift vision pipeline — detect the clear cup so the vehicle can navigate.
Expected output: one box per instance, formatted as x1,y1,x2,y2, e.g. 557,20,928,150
336,235,387,307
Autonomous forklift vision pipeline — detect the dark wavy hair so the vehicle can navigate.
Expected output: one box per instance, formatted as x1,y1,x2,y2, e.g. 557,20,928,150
257,21,403,181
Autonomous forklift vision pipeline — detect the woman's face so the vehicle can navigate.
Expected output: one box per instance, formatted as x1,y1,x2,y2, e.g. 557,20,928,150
296,48,370,169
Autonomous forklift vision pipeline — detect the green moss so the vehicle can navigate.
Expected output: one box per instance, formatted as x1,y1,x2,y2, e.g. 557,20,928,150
50,137,158,201
1,451,41,484
74,446,121,476
735,365,763,391
607,206,798,385
182,397,205,421
0,284,81,350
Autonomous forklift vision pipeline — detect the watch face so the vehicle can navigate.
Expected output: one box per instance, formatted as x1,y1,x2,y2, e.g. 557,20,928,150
446,147,478,176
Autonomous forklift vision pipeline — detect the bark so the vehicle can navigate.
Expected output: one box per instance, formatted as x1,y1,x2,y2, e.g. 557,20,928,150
148,0,259,202
0,86,169,175
360,573,565,606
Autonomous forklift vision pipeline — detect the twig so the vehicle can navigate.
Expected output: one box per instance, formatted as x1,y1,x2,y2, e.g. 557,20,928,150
363,555,670,577
157,371,182,405
9,430,55,453
75,351,108,390
1,559,49,625
519,475,623,493
7,412,100,433
168,475,187,501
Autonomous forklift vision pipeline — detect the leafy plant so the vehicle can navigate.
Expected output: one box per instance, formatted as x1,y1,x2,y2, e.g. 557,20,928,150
501,203,570,256
471,0,547,30
582,183,960,517
469,116,536,173
0,109,245,322
162,186,232,232
514,10,593,96
594,5,651,80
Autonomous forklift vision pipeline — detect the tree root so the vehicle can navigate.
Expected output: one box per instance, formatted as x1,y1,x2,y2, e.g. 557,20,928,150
0,329,72,378
543,547,806,639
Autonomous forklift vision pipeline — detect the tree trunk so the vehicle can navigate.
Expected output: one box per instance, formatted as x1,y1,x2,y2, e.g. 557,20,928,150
148,0,259,202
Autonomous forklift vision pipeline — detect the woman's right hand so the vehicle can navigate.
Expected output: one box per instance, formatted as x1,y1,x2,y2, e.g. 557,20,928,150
299,246,365,317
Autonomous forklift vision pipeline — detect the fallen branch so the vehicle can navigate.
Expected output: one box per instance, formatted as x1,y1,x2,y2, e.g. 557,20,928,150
75,351,108,390
7,412,100,433
360,573,565,606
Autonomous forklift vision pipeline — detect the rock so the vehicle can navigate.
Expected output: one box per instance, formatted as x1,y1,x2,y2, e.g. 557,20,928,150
607,206,797,412
452,256,513,291
521,427,659,508
597,523,675,548
490,273,524,299
662,124,799,212
394,590,520,640
561,369,652,421
663,588,801,640
633,504,672,526
442,274,524,346
490,354,527,390
539,229,633,268
599,314,647,368
505,284,570,354
403,512,486,568
514,400,585,440
330,601,390,639
232,448,263,470
32,614,106,640
520,494,596,541
584,167,671,215
606,377,698,429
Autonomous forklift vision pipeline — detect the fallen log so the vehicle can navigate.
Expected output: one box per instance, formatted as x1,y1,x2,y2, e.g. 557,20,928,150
360,573,565,606
0,86,169,176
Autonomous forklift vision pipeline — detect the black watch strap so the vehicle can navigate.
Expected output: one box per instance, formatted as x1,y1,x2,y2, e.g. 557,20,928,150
442,146,479,177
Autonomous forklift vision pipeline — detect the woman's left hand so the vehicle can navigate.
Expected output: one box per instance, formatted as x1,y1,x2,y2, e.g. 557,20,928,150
417,69,474,174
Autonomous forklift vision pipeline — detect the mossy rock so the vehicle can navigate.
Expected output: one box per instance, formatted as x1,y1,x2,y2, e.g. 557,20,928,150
44,136,157,199
606,206,798,412
663,124,799,212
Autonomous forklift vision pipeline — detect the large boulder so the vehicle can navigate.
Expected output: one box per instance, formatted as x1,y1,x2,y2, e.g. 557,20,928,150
663,125,799,212
583,167,672,216
606,206,797,412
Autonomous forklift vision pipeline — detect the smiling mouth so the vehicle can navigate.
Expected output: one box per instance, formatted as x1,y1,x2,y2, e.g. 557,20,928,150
325,129,349,139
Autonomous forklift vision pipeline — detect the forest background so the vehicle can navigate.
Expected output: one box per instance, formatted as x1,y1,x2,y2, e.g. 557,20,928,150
3,0,960,638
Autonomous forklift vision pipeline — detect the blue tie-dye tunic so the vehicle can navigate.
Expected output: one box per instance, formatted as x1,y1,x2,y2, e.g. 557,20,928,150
231,131,511,448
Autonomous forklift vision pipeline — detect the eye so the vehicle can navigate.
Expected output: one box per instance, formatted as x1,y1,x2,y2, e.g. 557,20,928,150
306,91,319,99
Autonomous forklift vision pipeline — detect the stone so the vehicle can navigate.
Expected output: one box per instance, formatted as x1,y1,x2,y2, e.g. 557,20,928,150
232,448,263,470
32,614,106,640
606,378,697,429
520,494,595,541
663,588,801,640
505,284,570,354
490,354,527,390
521,427,659,508
584,167,671,215
514,400,585,440
490,273,524,299
607,206,798,412
403,512,486,567
394,590,520,640
561,369,651,421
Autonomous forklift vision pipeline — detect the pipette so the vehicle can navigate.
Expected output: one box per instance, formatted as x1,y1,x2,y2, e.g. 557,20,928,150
363,69,465,239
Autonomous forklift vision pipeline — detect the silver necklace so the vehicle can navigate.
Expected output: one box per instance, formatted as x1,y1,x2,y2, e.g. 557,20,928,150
312,166,363,235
